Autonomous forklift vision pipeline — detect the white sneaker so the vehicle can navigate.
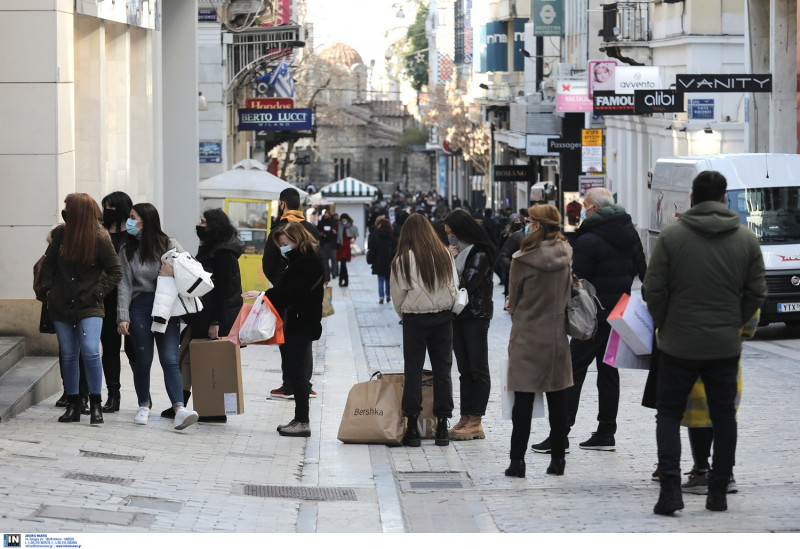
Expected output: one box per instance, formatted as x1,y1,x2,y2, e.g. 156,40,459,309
134,407,150,425
174,408,199,431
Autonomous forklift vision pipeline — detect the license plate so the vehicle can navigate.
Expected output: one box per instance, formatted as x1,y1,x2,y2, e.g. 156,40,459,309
778,302,800,312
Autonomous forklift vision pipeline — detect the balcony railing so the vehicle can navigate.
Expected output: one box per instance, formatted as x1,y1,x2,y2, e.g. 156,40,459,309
601,3,650,43
225,25,304,95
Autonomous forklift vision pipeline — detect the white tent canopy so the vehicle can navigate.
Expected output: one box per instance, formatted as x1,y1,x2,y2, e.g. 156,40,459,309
319,177,378,202
199,158,307,201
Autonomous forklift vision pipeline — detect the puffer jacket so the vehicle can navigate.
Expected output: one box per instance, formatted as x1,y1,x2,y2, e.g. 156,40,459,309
150,250,212,333
572,204,646,321
41,224,122,324
455,243,494,320
390,251,458,317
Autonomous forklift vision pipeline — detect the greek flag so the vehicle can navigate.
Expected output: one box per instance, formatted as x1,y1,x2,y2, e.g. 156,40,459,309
266,61,295,98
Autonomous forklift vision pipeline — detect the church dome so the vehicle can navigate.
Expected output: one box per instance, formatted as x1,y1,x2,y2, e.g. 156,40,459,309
318,43,364,67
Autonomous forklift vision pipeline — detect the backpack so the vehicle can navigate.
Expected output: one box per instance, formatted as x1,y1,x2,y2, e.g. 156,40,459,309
565,273,602,340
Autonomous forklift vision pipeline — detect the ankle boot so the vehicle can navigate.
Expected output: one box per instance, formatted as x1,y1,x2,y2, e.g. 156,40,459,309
102,384,121,413
547,439,566,475
706,474,728,511
505,458,526,478
403,414,421,447
654,474,684,515
448,414,470,437
435,417,449,446
55,391,68,407
80,395,90,415
89,394,104,425
58,394,81,423
452,415,485,440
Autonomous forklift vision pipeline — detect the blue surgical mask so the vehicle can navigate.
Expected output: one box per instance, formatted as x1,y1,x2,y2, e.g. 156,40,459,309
125,218,140,236
524,224,530,236
580,207,587,221
279,244,292,257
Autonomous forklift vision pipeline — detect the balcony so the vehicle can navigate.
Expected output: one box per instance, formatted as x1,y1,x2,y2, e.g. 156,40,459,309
600,2,652,65
225,25,305,96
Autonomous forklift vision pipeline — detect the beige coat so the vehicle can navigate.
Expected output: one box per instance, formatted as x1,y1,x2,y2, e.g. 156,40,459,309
507,240,574,393
390,251,458,317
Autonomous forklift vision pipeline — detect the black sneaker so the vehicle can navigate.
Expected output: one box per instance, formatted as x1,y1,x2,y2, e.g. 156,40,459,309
530,437,570,454
681,468,709,494
579,432,615,451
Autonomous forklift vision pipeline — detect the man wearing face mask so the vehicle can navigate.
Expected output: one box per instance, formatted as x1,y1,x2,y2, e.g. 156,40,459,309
530,187,647,455
261,188,322,401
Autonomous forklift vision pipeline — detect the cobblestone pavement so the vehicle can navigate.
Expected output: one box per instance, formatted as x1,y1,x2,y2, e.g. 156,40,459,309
1,255,799,534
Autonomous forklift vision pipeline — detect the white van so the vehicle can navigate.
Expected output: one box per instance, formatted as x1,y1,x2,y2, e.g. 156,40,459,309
648,153,800,325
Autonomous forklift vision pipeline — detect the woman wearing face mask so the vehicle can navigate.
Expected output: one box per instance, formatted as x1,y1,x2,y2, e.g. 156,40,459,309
162,209,244,423
117,203,199,430
41,193,122,424
444,210,497,441
497,214,524,298
98,191,136,413
244,222,324,437
336,213,359,287
503,205,573,478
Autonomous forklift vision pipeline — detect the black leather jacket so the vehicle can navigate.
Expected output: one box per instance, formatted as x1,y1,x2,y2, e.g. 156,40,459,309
456,243,494,320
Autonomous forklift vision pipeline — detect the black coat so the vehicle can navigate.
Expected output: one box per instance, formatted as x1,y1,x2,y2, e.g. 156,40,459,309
367,228,397,277
498,229,524,273
190,237,245,338
456,243,494,320
261,216,321,286
266,248,324,341
572,208,647,321
316,217,338,246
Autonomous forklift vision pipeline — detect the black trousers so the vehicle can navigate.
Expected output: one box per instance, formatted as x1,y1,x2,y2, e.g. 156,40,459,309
563,321,619,437
688,427,715,470
510,389,568,460
280,341,313,393
401,311,454,418
656,351,738,481
283,332,312,423
452,317,491,416
100,309,134,392
339,260,349,284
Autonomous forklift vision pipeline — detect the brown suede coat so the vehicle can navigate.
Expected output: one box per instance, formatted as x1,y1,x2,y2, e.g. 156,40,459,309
506,239,574,393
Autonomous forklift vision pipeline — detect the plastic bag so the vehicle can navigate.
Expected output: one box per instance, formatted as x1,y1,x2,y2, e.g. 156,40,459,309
238,292,277,344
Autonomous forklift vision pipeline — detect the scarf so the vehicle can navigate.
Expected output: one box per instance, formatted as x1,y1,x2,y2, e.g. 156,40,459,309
454,241,474,277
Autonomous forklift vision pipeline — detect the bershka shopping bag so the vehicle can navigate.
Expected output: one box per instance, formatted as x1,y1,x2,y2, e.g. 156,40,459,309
606,293,654,355
337,372,404,445
381,371,437,438
238,291,277,344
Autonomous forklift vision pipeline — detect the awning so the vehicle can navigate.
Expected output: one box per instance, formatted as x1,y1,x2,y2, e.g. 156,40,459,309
320,177,378,199
199,159,308,201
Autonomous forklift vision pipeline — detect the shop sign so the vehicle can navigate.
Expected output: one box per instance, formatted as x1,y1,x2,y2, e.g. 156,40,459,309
634,90,684,114
494,165,533,182
247,98,295,109
593,91,635,115
675,74,772,93
614,66,661,95
238,108,313,131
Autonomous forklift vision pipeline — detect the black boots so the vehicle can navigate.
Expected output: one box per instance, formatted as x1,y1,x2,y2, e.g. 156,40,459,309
55,392,68,407
58,394,81,423
80,395,90,415
706,474,728,511
654,474,684,515
161,390,191,419
505,459,526,478
89,394,104,425
102,384,121,413
403,414,421,447
435,417,449,446
547,457,566,476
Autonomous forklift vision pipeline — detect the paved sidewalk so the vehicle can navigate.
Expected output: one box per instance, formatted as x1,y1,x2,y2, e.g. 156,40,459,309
1,254,799,534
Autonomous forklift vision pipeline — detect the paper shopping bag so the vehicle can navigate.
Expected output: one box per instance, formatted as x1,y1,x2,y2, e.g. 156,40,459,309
603,328,650,370
337,373,404,445
322,286,335,317
606,293,654,355
190,339,244,416
380,371,437,438
500,359,545,420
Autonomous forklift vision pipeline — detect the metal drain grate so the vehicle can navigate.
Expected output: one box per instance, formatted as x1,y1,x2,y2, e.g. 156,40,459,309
243,484,357,501
80,450,144,461
408,480,466,490
398,472,472,491
64,472,132,485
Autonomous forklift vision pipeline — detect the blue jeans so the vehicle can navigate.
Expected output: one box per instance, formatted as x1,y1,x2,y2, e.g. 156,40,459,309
128,293,183,407
53,317,104,395
377,275,390,300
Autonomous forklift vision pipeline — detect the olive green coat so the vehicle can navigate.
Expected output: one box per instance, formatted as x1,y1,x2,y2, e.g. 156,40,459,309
506,240,574,393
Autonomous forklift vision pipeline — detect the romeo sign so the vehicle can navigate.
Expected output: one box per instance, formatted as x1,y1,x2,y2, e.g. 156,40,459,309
675,74,772,93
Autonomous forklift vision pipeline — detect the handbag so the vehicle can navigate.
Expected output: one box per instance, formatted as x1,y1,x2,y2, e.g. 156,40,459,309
337,371,405,445
565,272,602,340
33,254,47,302
451,268,469,315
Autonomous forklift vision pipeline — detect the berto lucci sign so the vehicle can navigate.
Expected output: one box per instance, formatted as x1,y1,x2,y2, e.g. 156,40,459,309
238,108,313,131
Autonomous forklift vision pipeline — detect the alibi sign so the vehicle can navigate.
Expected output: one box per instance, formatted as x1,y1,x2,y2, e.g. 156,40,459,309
634,90,684,114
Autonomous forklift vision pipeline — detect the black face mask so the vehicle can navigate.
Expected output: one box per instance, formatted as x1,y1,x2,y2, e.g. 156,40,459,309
61,210,67,222
103,208,119,227
511,223,522,232
196,225,207,240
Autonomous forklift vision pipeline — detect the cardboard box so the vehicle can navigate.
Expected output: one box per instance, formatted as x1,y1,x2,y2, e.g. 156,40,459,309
189,339,244,416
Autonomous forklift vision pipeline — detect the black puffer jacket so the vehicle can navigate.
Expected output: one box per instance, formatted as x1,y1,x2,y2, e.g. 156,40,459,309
572,205,647,321
367,228,397,277
266,248,324,341
456,243,494,320
190,236,245,338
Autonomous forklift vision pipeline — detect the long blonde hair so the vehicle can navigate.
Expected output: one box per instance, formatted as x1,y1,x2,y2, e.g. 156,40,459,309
520,204,565,252
392,213,452,292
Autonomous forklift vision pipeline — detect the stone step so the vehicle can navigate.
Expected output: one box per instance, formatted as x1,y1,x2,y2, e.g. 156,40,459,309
0,355,61,422
0,336,26,378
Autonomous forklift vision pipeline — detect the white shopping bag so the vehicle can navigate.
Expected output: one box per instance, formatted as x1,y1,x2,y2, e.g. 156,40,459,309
606,293,654,355
500,359,545,420
238,292,277,344
603,328,650,370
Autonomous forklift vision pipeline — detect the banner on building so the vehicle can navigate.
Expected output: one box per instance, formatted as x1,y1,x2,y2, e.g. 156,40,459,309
533,0,563,37
593,91,635,115
675,74,772,93
238,109,313,131
485,21,508,72
547,138,582,154
526,134,561,156
634,90,684,114
513,19,527,72
557,81,593,112
588,60,617,99
614,66,661,95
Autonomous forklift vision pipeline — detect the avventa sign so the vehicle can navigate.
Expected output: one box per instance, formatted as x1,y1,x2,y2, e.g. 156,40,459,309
675,74,772,93
238,108,313,131
247,98,295,109
634,90,684,114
